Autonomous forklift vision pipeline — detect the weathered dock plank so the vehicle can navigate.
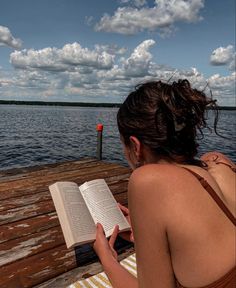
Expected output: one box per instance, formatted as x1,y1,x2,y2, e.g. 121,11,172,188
0,159,97,180
1,212,59,244
0,175,129,226
0,178,129,213
0,244,77,288
0,226,65,266
0,161,120,191
0,164,129,199
35,247,135,288
1,178,129,244
0,158,132,288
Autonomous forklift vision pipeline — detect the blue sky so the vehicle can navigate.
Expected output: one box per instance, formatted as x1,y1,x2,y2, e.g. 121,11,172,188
0,0,235,105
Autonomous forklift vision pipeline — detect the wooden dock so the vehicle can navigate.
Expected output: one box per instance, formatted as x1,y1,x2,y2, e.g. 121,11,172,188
0,158,133,288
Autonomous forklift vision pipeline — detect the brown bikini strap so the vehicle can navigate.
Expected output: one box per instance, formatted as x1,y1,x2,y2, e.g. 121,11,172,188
183,168,236,226
205,154,236,173
215,161,236,173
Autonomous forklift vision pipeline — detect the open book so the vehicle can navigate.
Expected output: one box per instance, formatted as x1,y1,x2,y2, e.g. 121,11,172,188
49,179,130,248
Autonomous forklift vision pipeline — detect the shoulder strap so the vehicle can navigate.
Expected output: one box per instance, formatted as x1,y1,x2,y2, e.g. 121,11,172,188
215,161,236,173
183,168,236,226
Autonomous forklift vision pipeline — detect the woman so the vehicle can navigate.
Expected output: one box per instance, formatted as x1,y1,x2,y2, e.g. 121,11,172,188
93,80,235,287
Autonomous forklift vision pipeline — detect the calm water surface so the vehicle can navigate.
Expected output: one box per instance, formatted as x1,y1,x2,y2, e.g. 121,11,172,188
0,105,235,170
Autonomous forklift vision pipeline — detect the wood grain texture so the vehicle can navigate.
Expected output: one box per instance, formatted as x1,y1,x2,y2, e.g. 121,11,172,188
0,158,131,288
35,247,135,288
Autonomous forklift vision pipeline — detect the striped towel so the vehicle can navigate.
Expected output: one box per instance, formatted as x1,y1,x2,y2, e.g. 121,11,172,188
68,253,137,288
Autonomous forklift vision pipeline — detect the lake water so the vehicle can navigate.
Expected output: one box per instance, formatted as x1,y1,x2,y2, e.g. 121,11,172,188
0,105,235,171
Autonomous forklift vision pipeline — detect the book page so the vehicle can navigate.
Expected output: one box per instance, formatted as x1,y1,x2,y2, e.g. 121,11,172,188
79,179,130,237
50,182,96,247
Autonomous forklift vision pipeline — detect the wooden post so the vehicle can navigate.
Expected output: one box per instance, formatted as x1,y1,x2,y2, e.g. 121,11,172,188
96,124,103,160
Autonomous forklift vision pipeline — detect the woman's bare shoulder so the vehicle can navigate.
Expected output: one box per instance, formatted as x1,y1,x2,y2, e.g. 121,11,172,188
129,163,187,185
128,163,197,201
128,164,199,230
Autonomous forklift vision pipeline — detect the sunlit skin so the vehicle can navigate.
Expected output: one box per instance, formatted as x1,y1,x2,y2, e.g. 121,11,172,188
93,136,235,288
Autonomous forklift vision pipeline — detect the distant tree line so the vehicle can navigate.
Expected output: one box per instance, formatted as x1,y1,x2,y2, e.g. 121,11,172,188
0,100,235,110
0,100,121,108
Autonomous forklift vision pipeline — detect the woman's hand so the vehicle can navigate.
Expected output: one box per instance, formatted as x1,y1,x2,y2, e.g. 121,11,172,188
93,223,119,264
118,203,134,243
93,223,138,288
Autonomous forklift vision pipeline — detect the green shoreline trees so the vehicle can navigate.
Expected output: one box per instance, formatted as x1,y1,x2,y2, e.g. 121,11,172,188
0,100,235,110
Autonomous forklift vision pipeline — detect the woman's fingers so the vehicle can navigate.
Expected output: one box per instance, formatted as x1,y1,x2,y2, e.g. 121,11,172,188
95,222,120,248
130,232,134,242
93,223,118,262
117,203,129,215
96,222,106,239
96,222,104,232
109,225,119,247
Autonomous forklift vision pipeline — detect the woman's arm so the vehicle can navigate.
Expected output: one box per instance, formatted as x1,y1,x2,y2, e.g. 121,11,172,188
93,223,138,288
201,151,236,215
201,151,235,167
102,255,138,288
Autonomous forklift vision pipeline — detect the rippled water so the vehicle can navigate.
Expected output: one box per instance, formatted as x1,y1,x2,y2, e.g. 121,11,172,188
0,105,235,170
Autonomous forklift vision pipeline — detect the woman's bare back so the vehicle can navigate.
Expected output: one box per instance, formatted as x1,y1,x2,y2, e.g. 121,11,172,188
170,157,235,286
129,153,235,287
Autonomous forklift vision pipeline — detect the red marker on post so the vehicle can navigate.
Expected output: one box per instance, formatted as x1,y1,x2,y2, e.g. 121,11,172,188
96,124,103,160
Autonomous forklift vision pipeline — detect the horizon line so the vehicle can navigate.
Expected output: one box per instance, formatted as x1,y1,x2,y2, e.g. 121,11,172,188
0,99,235,110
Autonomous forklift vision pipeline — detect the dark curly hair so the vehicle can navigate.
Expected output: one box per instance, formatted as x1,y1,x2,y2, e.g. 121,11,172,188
117,79,218,165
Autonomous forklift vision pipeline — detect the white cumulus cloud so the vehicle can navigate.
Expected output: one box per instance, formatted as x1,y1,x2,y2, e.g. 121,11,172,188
94,44,127,55
10,42,115,72
0,25,22,49
3,39,235,106
95,39,156,79
208,72,236,106
210,45,235,66
95,0,204,35
61,43,114,69
10,48,67,71
123,39,155,77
